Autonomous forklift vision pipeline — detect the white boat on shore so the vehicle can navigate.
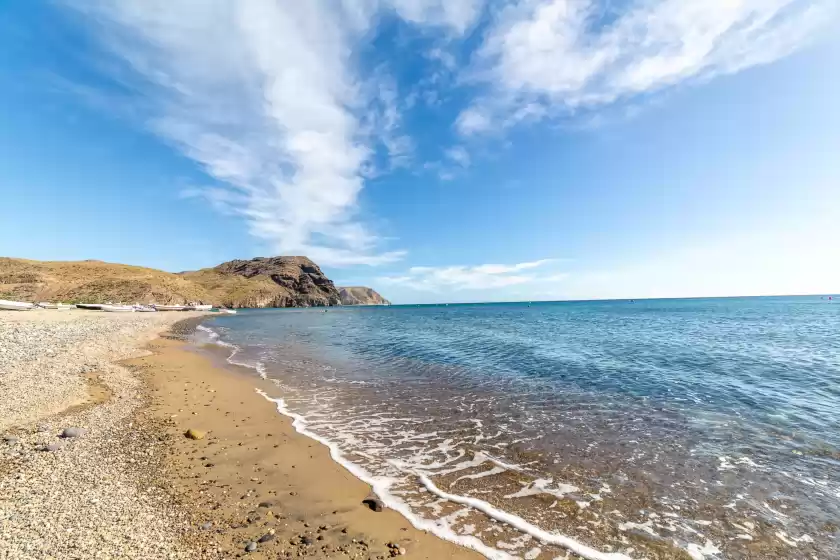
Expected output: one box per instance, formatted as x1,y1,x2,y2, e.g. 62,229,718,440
153,304,187,311
57,303,75,310
191,304,213,311
38,302,58,309
0,299,35,311
133,305,157,312
101,305,135,312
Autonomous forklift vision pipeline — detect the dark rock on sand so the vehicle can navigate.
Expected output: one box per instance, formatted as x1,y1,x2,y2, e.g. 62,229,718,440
362,495,384,512
60,427,85,438
258,533,275,543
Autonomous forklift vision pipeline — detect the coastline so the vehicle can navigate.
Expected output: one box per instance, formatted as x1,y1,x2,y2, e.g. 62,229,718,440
127,327,483,559
0,309,480,559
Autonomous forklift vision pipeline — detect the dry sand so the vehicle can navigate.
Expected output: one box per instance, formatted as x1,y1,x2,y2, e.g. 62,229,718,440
0,309,480,559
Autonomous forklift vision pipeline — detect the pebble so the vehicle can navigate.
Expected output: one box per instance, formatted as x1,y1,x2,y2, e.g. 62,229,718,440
184,428,205,440
60,427,86,438
258,533,275,543
362,495,384,512
3,436,19,445
245,541,257,552
0,311,211,560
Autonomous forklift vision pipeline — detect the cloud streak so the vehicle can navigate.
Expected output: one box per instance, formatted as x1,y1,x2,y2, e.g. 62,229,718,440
71,0,413,266
379,259,565,291
459,0,830,134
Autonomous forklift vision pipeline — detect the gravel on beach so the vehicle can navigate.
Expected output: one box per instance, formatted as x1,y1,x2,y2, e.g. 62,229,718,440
0,310,214,559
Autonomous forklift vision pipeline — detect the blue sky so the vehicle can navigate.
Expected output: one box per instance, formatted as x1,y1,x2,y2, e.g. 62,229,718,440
1,1,838,303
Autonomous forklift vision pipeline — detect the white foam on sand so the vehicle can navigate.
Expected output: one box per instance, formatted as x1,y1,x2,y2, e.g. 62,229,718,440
256,389,636,560
197,324,267,379
504,478,579,500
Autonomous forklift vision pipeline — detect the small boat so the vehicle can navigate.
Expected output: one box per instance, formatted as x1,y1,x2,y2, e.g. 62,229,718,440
218,308,236,314
101,304,135,312
153,304,187,311
0,299,35,311
191,304,213,311
133,305,157,312
76,304,104,310
57,303,76,310
38,302,58,309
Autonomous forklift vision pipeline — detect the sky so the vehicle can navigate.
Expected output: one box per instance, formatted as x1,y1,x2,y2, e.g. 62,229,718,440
1,0,838,304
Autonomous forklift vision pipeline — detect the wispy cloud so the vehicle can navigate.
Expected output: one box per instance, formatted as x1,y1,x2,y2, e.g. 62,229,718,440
458,0,831,134
378,259,565,291
67,0,489,266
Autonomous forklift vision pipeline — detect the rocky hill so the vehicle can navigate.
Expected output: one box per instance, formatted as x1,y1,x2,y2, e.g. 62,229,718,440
181,257,341,308
0,256,350,308
338,286,391,306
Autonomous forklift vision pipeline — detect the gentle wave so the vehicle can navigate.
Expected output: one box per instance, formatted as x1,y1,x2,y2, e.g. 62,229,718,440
194,299,840,559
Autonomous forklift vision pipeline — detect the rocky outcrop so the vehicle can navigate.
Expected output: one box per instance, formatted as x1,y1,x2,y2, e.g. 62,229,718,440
338,286,391,306
183,256,342,308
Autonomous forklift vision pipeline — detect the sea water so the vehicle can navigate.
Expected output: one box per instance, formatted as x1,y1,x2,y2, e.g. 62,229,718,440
194,297,840,559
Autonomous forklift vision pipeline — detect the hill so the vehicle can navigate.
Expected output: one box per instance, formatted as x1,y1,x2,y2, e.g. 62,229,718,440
338,286,391,306
181,257,341,308
0,257,211,304
0,256,348,308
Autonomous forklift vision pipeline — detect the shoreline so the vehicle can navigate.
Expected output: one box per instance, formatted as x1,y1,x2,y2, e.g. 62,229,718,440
127,324,483,559
0,309,480,559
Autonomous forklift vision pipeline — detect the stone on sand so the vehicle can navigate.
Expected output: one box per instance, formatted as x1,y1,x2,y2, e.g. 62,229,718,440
60,427,86,438
184,428,205,440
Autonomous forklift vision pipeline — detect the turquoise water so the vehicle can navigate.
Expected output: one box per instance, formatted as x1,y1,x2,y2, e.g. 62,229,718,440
198,296,840,559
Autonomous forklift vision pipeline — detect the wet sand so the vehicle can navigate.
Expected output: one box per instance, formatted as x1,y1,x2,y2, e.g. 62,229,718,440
126,334,483,559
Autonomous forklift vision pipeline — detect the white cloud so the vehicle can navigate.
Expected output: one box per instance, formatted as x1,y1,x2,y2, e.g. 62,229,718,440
444,145,471,167
379,259,563,291
460,0,830,133
69,0,409,266
387,0,485,34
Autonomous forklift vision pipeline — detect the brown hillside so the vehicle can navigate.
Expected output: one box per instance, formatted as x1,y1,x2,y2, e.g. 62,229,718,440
1,256,376,308
0,257,211,304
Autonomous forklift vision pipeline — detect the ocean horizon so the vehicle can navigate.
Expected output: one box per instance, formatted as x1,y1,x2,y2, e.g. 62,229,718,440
194,295,840,559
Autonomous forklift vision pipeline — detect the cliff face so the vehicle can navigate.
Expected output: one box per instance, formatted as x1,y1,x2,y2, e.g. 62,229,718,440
183,256,341,308
338,286,391,306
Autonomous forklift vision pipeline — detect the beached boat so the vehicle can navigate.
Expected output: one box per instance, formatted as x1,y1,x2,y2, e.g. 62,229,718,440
153,304,187,311
76,304,103,310
57,303,75,310
38,302,58,309
191,304,213,311
101,305,134,312
0,299,35,311
133,305,157,312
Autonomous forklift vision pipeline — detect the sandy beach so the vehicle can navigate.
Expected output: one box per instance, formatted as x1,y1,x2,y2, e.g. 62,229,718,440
0,309,480,559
